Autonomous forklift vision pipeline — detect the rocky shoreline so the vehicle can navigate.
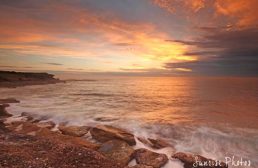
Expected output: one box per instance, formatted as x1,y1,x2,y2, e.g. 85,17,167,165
0,98,228,168
0,71,63,88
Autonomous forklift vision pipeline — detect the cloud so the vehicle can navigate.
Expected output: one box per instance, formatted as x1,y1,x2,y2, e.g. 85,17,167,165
175,68,192,72
153,0,258,29
113,43,133,46
0,0,197,73
67,68,84,71
119,68,149,72
152,0,205,13
214,0,258,28
0,65,33,69
45,63,63,66
0,65,16,68
176,27,258,54
165,27,258,76
1,0,257,75
152,0,176,13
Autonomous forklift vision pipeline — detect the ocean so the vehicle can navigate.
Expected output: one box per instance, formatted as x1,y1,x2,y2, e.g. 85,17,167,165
1,77,258,168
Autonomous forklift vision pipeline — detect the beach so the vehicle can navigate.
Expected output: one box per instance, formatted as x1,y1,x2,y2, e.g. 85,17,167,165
0,98,227,168
0,73,257,168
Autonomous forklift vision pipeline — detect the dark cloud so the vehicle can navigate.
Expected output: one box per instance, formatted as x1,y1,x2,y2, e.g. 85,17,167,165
0,65,33,69
0,65,16,68
166,28,258,76
165,59,258,76
46,63,63,66
67,68,84,71
0,0,46,9
114,43,133,46
183,51,218,56
120,68,147,72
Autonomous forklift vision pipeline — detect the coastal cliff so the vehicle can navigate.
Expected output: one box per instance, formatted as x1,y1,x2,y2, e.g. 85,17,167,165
0,71,62,88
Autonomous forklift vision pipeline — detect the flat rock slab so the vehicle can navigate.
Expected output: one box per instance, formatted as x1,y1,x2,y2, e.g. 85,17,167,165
172,152,228,168
7,121,42,135
134,148,168,168
37,121,56,129
20,112,48,123
58,125,90,137
90,125,136,146
36,128,100,150
98,140,134,166
6,121,99,150
138,137,171,149
148,138,171,149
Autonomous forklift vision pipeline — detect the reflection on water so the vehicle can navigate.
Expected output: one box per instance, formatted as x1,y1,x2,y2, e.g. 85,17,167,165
0,77,258,167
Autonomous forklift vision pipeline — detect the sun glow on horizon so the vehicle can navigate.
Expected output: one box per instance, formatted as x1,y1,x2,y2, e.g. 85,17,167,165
0,0,257,76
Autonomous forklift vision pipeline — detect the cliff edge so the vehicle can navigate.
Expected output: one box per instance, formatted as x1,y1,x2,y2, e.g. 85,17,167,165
0,71,62,88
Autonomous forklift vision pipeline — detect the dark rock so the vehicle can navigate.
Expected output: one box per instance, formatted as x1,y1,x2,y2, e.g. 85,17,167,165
20,112,48,123
58,125,90,137
0,104,12,117
7,121,42,135
127,164,154,168
37,115,51,121
36,127,100,150
98,140,134,166
148,138,171,149
0,120,9,134
134,148,168,168
137,137,150,145
172,152,228,168
137,137,171,149
6,120,100,150
20,112,34,121
94,117,119,122
90,125,136,146
37,121,56,129
0,98,20,104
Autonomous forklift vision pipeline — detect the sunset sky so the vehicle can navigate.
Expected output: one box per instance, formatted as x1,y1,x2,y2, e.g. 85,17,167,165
0,0,257,76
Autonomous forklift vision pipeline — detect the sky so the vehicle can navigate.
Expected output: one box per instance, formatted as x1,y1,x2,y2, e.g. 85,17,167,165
0,0,258,76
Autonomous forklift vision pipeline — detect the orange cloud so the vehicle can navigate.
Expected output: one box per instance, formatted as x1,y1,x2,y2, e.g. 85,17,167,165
0,2,196,72
185,0,205,12
175,67,192,72
152,0,205,13
214,0,258,27
152,0,176,13
153,0,258,28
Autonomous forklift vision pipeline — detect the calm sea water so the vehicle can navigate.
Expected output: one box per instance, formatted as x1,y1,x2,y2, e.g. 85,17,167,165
1,77,258,167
